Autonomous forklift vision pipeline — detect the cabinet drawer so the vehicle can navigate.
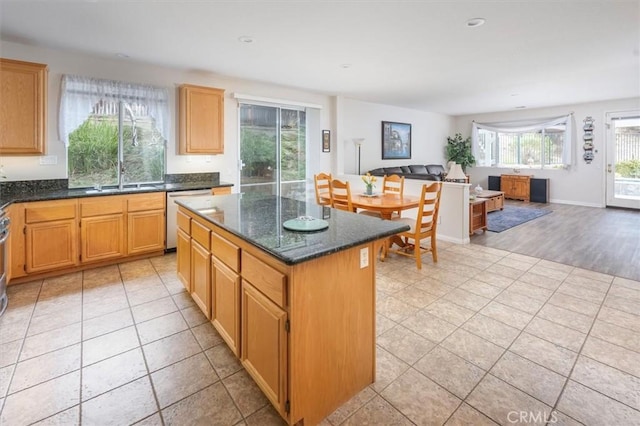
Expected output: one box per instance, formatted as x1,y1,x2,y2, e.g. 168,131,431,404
191,219,210,249
80,195,125,217
242,251,286,308
211,186,232,195
212,232,240,271
127,193,165,212
25,201,77,223
177,210,191,233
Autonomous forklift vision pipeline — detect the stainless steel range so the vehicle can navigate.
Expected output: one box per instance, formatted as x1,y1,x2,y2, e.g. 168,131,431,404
0,208,10,317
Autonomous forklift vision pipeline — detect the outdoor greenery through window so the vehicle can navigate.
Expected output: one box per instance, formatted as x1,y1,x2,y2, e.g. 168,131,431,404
60,75,169,189
477,126,566,169
472,115,572,169
239,104,307,200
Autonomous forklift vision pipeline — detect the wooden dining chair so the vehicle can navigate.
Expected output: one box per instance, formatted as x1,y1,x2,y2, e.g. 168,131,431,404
314,172,332,205
388,182,442,269
359,174,405,218
330,179,354,212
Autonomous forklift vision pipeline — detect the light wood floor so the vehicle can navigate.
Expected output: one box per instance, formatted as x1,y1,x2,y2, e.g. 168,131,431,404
471,201,640,281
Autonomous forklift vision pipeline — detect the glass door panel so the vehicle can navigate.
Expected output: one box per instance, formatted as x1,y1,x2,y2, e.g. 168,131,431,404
606,112,640,209
239,104,306,200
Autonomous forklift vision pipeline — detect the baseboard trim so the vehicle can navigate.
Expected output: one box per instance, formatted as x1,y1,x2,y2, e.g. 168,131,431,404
549,199,605,208
439,235,470,245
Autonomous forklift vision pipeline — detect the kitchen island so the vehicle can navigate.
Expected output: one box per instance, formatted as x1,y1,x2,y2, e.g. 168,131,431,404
175,193,408,425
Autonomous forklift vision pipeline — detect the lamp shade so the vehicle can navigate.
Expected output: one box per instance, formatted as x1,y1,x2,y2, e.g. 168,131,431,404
353,138,365,146
447,163,467,182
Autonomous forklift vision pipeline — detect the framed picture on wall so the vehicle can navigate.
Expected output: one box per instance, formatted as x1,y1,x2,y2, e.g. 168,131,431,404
381,121,411,159
322,130,331,153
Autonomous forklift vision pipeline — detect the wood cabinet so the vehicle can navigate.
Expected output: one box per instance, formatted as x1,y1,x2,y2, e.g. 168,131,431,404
80,195,126,263
178,84,225,154
178,205,379,425
127,193,165,255
501,174,532,202
24,200,78,273
211,186,232,195
212,258,241,355
0,58,48,155
241,280,288,417
190,220,211,318
176,210,192,291
469,199,488,235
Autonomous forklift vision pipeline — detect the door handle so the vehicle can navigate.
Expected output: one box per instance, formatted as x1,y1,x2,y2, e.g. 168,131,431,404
607,164,612,173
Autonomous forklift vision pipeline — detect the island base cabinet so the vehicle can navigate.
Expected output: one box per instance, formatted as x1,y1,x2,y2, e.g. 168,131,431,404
212,258,240,356
241,281,288,419
190,240,211,319
176,229,191,291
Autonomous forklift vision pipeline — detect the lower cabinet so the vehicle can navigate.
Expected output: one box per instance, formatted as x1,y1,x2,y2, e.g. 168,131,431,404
190,239,211,318
26,219,78,273
176,228,191,291
241,281,288,417
128,210,165,255
81,214,126,263
211,257,241,355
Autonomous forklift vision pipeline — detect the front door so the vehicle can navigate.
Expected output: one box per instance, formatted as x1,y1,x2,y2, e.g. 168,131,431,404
606,111,640,209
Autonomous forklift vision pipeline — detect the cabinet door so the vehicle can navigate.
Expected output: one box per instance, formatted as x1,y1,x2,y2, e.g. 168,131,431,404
514,179,529,199
128,210,165,255
26,219,78,272
241,281,288,417
81,214,125,263
191,240,211,318
177,228,191,291
0,58,47,155
179,84,225,154
212,258,240,355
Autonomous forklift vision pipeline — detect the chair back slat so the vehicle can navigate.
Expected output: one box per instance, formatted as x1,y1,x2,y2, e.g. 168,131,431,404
382,174,404,197
330,179,353,212
415,183,442,234
314,172,332,205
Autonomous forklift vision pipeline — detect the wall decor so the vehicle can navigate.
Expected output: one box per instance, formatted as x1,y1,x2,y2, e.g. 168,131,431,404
382,121,411,159
322,130,331,153
583,116,595,164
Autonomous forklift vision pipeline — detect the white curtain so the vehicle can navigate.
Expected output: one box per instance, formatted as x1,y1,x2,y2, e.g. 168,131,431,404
59,75,170,145
472,114,573,166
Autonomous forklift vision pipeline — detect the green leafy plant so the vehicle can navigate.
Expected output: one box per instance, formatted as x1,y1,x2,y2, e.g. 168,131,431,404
616,159,640,178
446,133,476,172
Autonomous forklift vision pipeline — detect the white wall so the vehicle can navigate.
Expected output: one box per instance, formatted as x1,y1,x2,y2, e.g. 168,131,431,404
455,98,640,207
0,40,334,186
336,97,454,175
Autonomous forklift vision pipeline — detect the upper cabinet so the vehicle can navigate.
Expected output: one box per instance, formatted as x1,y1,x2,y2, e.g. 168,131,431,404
178,84,224,154
0,58,48,155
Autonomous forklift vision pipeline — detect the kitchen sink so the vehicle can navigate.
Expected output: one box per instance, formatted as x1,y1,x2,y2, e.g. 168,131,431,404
85,188,120,194
123,186,158,191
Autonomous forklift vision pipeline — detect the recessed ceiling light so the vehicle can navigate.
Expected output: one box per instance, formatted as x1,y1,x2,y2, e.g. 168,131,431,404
340,63,352,69
515,105,527,109
467,18,486,28
238,36,254,43
116,53,129,58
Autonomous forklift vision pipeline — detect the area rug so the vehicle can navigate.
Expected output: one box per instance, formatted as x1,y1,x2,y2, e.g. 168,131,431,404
487,206,552,232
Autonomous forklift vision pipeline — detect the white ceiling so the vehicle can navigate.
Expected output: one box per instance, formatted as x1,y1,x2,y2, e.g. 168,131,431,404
1,0,639,116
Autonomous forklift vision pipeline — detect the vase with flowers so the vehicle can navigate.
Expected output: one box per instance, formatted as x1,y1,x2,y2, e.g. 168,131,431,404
362,172,377,195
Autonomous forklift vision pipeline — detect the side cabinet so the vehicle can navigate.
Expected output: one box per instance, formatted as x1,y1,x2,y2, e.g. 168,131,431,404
24,200,78,273
501,174,531,202
212,258,241,355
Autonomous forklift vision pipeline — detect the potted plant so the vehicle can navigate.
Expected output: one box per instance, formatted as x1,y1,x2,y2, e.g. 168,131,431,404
445,133,475,172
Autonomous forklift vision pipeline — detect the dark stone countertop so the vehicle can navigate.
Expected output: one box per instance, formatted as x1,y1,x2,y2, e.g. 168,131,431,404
0,181,234,210
175,193,409,265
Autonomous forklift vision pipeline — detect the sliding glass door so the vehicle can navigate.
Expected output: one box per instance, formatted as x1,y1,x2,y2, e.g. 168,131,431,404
239,104,306,200
606,111,640,209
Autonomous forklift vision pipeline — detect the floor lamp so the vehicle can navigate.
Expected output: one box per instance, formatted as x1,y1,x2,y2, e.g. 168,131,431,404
353,138,365,175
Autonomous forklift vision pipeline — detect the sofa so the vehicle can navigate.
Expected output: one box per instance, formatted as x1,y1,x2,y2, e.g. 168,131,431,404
367,164,446,181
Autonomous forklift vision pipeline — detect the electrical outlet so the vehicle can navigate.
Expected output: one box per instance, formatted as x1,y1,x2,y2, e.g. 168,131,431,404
360,247,369,269
39,155,58,165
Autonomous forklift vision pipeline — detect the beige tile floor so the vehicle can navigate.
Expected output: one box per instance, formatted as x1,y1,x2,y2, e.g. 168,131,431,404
0,243,639,425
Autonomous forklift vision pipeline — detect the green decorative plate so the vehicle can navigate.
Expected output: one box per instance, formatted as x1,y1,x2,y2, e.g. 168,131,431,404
283,216,329,232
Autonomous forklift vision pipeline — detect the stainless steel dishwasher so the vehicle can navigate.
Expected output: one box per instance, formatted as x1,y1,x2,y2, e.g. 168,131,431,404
166,189,211,250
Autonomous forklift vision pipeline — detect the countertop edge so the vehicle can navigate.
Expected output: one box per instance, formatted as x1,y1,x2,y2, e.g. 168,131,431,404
0,181,234,210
